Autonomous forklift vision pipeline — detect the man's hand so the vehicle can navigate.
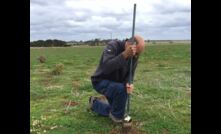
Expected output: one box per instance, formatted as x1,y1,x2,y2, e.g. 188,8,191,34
126,83,134,94
122,42,137,59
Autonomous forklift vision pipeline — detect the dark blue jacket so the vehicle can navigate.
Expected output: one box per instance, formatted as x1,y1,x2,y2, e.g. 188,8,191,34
91,40,138,86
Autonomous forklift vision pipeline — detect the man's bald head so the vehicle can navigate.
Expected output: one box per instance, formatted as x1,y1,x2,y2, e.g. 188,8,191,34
134,35,145,54
126,35,145,53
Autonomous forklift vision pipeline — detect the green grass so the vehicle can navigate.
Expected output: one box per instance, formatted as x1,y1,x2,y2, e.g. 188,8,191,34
30,44,191,134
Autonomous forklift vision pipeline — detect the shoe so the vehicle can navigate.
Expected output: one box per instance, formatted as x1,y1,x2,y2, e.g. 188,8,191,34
88,96,97,110
97,95,109,104
109,112,123,123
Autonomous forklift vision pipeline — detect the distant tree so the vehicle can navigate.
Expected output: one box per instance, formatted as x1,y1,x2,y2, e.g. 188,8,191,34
169,40,173,44
94,38,100,46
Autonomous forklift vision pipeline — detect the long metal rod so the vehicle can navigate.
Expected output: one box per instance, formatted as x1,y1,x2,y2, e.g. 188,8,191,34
127,3,136,115
131,3,136,45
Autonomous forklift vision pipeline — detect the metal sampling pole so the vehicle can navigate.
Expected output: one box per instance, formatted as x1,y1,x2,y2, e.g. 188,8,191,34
127,3,136,116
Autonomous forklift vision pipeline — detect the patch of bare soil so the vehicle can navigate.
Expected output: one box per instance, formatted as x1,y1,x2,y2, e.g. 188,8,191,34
64,101,79,114
64,101,78,107
108,121,146,134
162,129,170,134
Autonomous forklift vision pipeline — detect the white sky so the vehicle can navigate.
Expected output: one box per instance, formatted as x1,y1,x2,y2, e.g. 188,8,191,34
30,0,191,41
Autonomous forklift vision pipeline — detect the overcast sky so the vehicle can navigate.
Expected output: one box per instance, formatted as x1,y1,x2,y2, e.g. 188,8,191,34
30,0,191,41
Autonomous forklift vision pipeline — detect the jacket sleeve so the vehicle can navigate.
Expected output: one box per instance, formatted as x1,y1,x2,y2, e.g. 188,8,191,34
101,44,127,74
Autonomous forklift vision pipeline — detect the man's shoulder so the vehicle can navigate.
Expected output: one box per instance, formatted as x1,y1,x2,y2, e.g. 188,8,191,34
106,40,124,50
107,40,119,45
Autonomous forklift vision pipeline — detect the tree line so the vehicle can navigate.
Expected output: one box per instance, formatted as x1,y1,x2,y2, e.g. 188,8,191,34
30,39,114,47
30,39,69,47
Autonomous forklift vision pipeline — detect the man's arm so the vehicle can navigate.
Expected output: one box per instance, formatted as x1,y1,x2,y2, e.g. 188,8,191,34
125,57,138,94
101,44,127,74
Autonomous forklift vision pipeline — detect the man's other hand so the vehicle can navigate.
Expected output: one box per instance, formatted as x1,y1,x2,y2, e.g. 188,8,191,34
126,83,134,94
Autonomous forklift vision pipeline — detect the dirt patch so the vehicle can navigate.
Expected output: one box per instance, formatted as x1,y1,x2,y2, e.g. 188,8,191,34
109,127,144,134
108,121,146,134
37,56,46,63
162,129,170,134
64,101,78,107
64,101,79,114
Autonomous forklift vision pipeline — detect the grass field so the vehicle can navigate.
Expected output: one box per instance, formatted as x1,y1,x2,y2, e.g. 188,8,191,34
30,43,191,134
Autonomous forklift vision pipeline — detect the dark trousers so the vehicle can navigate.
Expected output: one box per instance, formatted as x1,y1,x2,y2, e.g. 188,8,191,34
92,80,127,119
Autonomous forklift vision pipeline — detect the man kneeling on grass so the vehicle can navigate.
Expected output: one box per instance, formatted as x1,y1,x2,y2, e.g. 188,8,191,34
89,35,145,123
